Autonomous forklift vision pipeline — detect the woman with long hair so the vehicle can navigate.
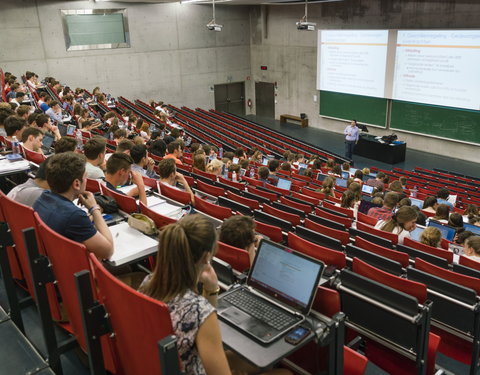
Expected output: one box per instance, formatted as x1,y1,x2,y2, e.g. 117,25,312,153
375,206,418,244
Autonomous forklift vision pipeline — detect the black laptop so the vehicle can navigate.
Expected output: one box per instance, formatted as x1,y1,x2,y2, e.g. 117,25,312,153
217,239,324,344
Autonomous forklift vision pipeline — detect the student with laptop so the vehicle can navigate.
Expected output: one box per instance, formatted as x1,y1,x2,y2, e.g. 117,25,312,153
139,215,291,375
462,236,480,262
374,206,418,245
21,127,44,155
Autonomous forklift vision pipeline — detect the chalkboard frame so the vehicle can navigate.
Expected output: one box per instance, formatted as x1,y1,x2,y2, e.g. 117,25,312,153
60,8,130,52
319,91,388,128
390,100,480,146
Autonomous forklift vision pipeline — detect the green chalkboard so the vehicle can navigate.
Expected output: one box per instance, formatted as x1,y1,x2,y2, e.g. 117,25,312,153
66,14,126,46
390,100,480,145
319,91,387,127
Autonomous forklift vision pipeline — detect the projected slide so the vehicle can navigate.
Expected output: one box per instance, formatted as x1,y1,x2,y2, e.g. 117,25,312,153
319,30,389,97
393,30,480,110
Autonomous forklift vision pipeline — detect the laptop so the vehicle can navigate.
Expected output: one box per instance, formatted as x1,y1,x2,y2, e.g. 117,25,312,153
217,239,324,344
276,177,292,191
409,225,425,242
361,184,374,195
409,197,424,209
335,178,347,188
41,133,55,152
342,171,350,179
66,124,77,136
317,173,328,182
463,223,480,236
427,220,456,241
232,157,239,164
261,157,269,166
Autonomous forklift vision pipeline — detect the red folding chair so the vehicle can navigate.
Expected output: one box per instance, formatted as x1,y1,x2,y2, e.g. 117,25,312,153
357,211,378,226
356,221,399,245
216,241,250,272
263,204,301,226
304,218,350,246
280,196,312,214
226,191,260,210
315,208,353,228
403,237,454,264
322,201,354,219
23,147,47,164
254,220,283,244
196,180,225,197
140,202,176,229
86,178,102,193
354,236,409,268
194,197,232,220
159,182,192,205
103,185,138,213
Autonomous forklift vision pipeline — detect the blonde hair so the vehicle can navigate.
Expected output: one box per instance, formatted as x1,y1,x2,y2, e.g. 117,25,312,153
420,227,442,248
206,158,223,174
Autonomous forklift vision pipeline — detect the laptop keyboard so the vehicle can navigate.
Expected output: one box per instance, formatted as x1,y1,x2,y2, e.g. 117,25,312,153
224,289,298,331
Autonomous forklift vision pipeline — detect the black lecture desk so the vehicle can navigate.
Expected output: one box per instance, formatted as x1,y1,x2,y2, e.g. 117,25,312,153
354,134,406,164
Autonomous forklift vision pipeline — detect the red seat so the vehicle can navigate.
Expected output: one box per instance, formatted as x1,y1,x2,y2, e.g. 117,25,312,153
263,204,301,226
247,186,277,202
254,220,283,243
403,237,454,264
23,148,46,164
280,196,312,214
193,168,217,181
140,202,176,228
290,191,320,206
357,211,378,226
0,196,24,282
421,209,436,218
265,183,290,196
287,232,346,269
216,242,250,272
459,255,480,272
226,191,260,210
315,208,353,228
322,201,354,218
159,182,192,205
194,197,232,220
86,178,102,193
304,218,350,246
354,236,409,268
218,177,245,190
241,176,264,187
88,254,175,375
356,221,398,245
142,176,158,190
35,214,117,373
196,180,225,197
103,186,138,213
301,188,325,201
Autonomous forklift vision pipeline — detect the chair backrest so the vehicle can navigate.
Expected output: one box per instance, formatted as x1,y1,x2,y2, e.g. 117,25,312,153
86,178,102,193
140,202,176,228
241,176,264,187
247,186,277,202
23,148,46,164
301,187,325,200
103,186,138,213
192,168,217,181
254,220,283,244
353,257,427,303
159,182,192,205
357,211,378,226
226,191,260,210
322,201,354,218
263,204,301,226
0,195,24,281
304,219,350,246
459,255,480,272
194,197,232,220
89,254,174,375
354,236,409,268
403,237,454,264
290,191,320,206
315,207,353,228
196,180,225,197
142,176,158,190
216,242,250,272
287,232,346,269
218,177,245,191
280,196,312,214
356,221,399,245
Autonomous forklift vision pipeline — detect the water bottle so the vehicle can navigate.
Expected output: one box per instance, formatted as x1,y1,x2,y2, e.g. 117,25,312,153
232,171,237,182
411,186,418,198
250,167,255,178
12,136,20,155
161,130,165,138
76,130,83,151
218,145,223,159
223,165,228,179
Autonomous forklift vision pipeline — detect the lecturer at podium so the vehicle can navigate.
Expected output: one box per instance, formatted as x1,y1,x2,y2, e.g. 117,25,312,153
344,119,359,160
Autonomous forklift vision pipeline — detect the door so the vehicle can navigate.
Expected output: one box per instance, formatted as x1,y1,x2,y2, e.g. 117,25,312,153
214,82,245,116
255,82,275,118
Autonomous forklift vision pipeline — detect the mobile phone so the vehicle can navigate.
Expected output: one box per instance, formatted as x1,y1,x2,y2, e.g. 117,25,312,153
284,326,310,345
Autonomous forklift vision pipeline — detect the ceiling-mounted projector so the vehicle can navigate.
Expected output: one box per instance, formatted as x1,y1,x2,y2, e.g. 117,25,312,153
206,22,223,32
296,21,316,31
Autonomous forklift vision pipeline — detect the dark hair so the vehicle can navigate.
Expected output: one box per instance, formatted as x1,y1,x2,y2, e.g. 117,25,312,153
21,127,43,143
193,154,206,172
27,112,38,125
448,212,464,229
16,105,31,117
340,190,356,209
437,188,450,200
354,169,364,180
84,138,107,160
234,147,245,158
149,139,166,157
46,152,86,194
158,158,176,179
50,100,59,108
433,204,450,221
167,141,181,154
220,216,256,250
54,137,77,154
0,108,15,125
456,230,474,245
281,162,291,172
15,92,26,99
258,166,269,180
116,139,134,153
422,196,438,209
36,114,50,128
5,116,26,136
268,159,280,172
383,192,399,209
106,153,134,175
139,214,217,302
130,144,148,164
35,157,51,180
114,129,127,140
379,206,417,233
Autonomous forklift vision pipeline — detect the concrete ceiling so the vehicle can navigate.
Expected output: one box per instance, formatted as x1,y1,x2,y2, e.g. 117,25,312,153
92,0,344,6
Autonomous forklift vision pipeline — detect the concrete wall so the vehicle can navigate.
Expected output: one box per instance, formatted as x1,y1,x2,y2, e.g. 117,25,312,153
0,0,251,109
249,0,480,162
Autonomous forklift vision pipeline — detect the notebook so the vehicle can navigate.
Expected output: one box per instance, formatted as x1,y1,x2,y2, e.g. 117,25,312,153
427,220,456,241
335,178,347,188
361,184,374,194
409,197,424,209
217,239,323,344
276,177,292,191
41,133,55,151
409,225,425,242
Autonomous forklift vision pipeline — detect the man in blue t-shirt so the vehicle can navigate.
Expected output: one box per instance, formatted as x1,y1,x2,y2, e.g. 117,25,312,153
33,152,113,259
436,188,454,210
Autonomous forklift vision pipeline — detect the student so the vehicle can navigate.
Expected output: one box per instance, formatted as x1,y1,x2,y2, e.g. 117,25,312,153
430,204,450,224
436,188,454,210
448,212,464,230
54,136,77,154
419,227,442,248
463,236,480,262
105,139,134,161
149,139,167,158
4,115,26,142
84,137,107,179
422,196,438,214
267,159,280,183
463,204,479,223
130,144,159,179
104,153,147,206
7,158,50,207
366,172,386,189
367,192,399,221
21,127,44,154
257,166,270,186
139,214,290,375
33,152,113,259
205,159,223,176
374,206,418,245
45,100,63,123
158,158,195,203
337,190,358,218
193,153,207,172
219,215,262,265
163,141,183,164
318,176,339,199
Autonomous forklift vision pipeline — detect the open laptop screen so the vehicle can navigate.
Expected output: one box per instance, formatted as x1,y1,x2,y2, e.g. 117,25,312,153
409,197,424,209
335,178,347,188
276,178,292,191
42,133,55,149
427,220,456,241
248,240,323,314
317,173,328,182
463,223,480,236
409,225,425,242
342,171,350,179
361,184,374,194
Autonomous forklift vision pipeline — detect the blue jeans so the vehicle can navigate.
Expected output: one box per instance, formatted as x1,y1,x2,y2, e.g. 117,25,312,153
345,140,356,160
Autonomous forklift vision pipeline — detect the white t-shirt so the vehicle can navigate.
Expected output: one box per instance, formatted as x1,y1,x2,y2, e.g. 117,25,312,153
85,161,105,179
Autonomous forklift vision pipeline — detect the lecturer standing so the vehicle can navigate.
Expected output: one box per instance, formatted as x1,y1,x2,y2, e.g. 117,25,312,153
344,119,359,160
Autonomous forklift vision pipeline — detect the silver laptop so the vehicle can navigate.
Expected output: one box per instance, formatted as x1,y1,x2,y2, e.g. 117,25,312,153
217,239,324,344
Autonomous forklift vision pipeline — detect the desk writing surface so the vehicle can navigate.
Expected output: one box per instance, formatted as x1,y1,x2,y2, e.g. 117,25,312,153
0,159,30,176
108,222,158,266
219,320,314,370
